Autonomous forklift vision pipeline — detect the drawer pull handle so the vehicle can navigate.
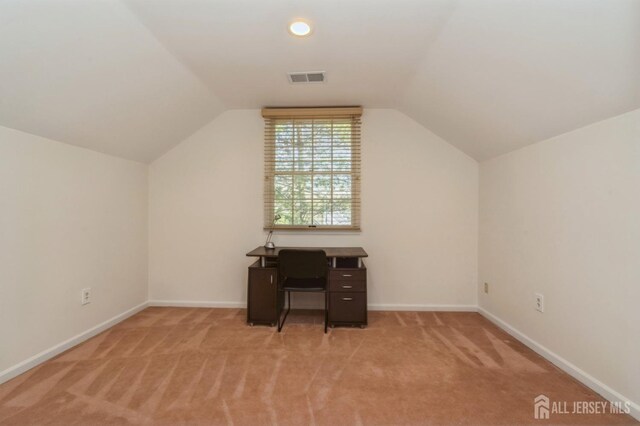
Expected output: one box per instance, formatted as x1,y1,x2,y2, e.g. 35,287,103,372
342,274,352,277
270,275,273,284
342,285,353,289
342,297,353,301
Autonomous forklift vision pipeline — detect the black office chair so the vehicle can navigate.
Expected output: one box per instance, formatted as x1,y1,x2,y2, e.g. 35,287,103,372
277,249,328,333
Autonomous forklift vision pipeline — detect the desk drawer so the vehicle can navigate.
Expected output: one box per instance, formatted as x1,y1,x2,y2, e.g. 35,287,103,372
329,269,366,282
329,292,367,324
330,280,366,292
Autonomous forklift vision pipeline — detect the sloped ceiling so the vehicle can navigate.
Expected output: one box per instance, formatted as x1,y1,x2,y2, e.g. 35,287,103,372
0,1,224,162
1,0,638,162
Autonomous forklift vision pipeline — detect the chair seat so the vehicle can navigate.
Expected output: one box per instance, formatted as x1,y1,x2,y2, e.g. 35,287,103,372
282,277,326,292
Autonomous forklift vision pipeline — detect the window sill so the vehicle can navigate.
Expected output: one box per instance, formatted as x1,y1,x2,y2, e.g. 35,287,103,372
264,226,361,231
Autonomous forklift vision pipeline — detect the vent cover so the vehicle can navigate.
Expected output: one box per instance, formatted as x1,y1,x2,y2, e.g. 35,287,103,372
287,71,326,84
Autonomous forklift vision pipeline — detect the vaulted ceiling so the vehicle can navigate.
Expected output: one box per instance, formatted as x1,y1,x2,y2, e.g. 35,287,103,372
1,0,638,162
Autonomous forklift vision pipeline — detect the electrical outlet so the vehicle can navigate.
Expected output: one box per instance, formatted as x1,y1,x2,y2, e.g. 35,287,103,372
81,288,91,305
484,282,489,294
535,293,544,312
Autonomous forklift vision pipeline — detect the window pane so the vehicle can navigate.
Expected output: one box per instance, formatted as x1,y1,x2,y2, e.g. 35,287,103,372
332,200,352,225
313,120,332,138
274,200,292,225
313,122,332,171
294,121,313,172
333,145,351,159
293,175,312,199
332,120,351,135
275,122,293,145
332,160,351,172
275,122,293,172
313,161,332,172
333,139,352,172
312,201,332,225
333,174,352,199
313,174,332,200
274,175,292,200
293,200,312,225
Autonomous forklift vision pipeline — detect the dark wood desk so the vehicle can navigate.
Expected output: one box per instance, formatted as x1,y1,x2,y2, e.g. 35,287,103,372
246,246,367,267
245,246,368,328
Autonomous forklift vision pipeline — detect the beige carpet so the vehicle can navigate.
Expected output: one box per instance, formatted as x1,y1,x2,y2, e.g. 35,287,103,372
0,308,636,425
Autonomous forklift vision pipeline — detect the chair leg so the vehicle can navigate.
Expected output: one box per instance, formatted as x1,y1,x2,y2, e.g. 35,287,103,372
277,290,282,331
324,291,328,333
278,291,291,332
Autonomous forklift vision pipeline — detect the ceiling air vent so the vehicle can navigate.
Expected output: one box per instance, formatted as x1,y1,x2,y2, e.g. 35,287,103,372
288,71,326,84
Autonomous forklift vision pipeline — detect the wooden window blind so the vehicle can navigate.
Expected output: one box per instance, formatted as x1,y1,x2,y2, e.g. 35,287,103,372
263,107,362,230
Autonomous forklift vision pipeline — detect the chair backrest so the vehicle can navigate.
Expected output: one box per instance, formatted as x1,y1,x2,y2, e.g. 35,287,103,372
278,249,327,279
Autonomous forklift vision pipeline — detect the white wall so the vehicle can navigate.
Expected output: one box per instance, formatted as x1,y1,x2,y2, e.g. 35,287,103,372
0,126,148,374
479,109,640,408
149,109,478,309
2,102,637,415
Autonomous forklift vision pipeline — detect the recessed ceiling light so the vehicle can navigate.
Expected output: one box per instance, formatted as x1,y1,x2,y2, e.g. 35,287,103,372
289,20,312,37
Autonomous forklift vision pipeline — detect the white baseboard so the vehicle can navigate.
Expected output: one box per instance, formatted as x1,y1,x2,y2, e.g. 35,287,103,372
149,300,478,312
148,300,245,308
368,303,478,312
0,301,149,385
478,307,640,421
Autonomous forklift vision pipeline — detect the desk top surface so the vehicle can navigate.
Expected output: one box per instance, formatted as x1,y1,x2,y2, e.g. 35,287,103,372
246,246,368,258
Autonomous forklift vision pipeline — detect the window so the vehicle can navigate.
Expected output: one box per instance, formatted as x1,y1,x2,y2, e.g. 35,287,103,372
263,107,362,230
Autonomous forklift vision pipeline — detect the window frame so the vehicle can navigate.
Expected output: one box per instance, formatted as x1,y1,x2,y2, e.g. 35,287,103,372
263,107,362,231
